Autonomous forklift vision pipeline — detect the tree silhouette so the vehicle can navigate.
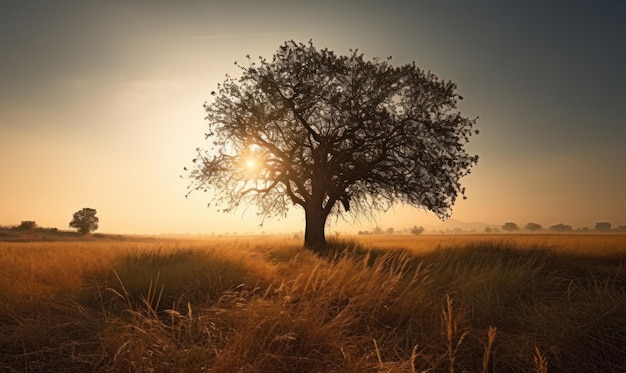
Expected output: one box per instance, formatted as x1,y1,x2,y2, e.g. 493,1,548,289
502,222,519,232
549,223,573,232
187,40,478,251
69,208,99,235
594,222,612,231
525,222,542,231
15,220,37,230
411,225,425,235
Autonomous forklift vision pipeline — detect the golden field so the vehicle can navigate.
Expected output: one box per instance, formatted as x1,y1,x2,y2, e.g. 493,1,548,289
355,232,626,252
1,233,625,372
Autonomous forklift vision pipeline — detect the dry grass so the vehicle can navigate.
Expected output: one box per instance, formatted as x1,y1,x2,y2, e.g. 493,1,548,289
1,234,625,372
352,232,626,256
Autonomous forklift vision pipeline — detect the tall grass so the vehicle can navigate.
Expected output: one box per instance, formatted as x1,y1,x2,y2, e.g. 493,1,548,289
1,235,625,372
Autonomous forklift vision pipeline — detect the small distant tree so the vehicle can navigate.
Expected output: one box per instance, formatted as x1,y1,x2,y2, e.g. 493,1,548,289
525,222,542,232
410,225,425,235
373,226,384,235
69,208,99,235
15,220,37,230
484,227,492,233
549,223,573,232
502,222,519,232
594,222,612,231
386,227,394,235
617,225,626,231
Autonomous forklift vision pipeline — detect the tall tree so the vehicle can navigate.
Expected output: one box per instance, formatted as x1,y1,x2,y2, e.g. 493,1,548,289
187,41,478,252
69,208,99,235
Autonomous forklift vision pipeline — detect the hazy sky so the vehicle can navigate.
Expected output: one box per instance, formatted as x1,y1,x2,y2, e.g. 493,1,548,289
1,1,624,234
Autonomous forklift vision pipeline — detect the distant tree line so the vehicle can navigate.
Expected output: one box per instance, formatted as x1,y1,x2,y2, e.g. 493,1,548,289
4,208,99,235
358,225,425,235
492,221,624,233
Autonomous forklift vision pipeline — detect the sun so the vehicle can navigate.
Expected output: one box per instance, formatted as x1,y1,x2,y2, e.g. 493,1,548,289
241,145,262,173
246,159,257,170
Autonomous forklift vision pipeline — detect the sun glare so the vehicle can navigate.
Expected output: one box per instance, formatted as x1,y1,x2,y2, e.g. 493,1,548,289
246,159,257,170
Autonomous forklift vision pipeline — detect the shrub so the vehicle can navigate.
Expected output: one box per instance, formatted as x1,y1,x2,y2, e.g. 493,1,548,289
15,220,37,230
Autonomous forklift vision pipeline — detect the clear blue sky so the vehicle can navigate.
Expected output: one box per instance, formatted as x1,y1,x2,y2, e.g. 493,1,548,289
1,1,624,234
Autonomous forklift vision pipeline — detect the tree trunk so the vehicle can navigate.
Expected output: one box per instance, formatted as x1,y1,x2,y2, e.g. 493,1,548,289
304,203,328,253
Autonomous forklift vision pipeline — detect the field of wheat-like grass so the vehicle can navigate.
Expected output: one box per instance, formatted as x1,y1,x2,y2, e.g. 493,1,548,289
1,234,625,372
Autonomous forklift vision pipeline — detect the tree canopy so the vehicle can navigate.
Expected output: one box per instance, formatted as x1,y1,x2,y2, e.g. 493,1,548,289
525,222,543,231
411,226,425,235
549,223,573,232
187,40,478,251
69,208,99,235
502,222,519,232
